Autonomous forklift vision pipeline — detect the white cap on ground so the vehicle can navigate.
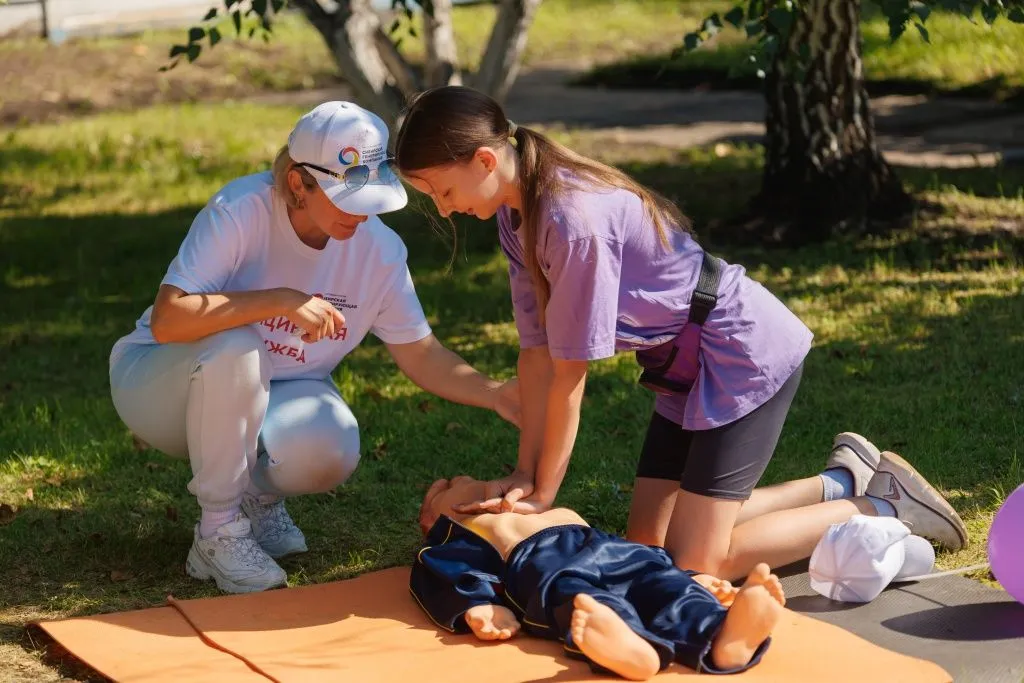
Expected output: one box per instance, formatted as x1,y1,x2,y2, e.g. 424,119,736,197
809,514,936,603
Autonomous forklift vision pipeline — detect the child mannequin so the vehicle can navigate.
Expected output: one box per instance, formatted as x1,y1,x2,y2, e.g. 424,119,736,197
412,476,786,680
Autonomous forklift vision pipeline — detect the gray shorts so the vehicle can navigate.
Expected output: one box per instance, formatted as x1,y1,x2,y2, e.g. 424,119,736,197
635,363,803,500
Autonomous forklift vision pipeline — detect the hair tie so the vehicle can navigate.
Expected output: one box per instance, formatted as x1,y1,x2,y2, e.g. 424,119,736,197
507,120,518,146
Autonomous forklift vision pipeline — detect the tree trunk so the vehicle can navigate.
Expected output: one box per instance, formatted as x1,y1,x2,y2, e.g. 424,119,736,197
756,0,911,244
423,0,462,88
472,0,543,102
291,0,407,123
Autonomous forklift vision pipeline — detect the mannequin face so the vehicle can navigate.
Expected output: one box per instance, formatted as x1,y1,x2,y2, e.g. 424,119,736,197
418,476,489,533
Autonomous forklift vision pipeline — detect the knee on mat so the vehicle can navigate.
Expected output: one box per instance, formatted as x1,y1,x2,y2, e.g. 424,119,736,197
674,549,734,580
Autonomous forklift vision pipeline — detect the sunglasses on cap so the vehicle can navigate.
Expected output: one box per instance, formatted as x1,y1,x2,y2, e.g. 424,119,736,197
295,159,399,190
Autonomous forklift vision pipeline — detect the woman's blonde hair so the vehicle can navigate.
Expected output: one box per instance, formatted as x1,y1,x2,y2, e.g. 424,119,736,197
394,86,691,323
272,145,319,208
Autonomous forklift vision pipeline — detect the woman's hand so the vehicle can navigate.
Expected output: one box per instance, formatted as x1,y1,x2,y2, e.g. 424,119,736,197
452,470,535,515
277,288,346,343
492,377,521,428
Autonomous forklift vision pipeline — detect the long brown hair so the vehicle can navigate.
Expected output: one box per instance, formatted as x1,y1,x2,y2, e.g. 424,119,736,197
394,86,690,319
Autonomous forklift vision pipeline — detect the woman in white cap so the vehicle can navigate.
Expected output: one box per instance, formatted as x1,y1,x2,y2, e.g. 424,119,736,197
109,101,520,594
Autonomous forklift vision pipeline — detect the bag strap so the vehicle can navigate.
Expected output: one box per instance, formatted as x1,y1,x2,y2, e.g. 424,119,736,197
687,251,722,326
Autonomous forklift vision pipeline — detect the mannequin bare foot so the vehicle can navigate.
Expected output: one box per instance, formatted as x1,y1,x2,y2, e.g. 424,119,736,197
693,573,738,606
710,563,784,671
570,594,660,681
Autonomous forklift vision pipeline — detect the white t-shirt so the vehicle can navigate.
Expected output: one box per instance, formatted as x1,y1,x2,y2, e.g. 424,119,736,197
111,172,432,381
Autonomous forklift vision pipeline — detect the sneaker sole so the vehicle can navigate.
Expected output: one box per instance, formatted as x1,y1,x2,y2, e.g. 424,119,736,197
880,451,968,549
185,548,287,594
832,432,881,470
266,543,308,560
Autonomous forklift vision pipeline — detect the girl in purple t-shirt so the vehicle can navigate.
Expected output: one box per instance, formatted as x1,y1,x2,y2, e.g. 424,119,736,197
395,86,966,581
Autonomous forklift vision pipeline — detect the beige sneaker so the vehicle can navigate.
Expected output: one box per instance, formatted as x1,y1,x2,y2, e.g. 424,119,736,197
826,432,881,497
865,451,967,551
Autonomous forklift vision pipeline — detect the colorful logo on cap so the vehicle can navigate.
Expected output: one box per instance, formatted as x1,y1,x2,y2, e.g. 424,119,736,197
339,147,360,166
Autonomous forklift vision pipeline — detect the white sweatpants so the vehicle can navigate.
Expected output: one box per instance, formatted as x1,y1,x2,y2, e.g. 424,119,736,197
109,327,360,512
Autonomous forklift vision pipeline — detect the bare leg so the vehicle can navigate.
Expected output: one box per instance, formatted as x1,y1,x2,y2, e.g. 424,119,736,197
570,594,661,681
710,564,785,670
625,478,679,546
736,476,824,525
667,490,876,581
630,473,831,546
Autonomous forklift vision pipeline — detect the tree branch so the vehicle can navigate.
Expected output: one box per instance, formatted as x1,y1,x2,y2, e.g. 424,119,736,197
423,0,462,88
288,0,337,49
472,0,542,102
374,24,422,97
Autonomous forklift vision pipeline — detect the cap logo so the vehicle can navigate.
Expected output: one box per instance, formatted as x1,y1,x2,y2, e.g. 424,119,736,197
339,146,360,166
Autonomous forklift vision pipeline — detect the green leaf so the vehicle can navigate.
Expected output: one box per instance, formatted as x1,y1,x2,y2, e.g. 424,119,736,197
271,0,286,12
253,0,268,16
889,14,908,40
915,21,930,42
390,18,401,33
158,61,179,73
745,19,765,37
203,7,218,21
767,7,793,34
186,44,201,62
747,0,765,21
724,6,745,27
911,4,930,23
1010,7,1024,22
232,10,242,34
981,4,1000,24
188,26,205,43
208,26,222,47
169,44,191,58
683,32,702,51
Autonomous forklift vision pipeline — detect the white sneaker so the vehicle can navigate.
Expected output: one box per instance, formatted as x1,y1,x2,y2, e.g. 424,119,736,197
827,432,882,497
241,493,308,559
865,451,968,551
185,515,288,594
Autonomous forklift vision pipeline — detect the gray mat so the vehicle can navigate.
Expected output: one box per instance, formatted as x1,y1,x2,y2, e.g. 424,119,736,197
780,567,1024,683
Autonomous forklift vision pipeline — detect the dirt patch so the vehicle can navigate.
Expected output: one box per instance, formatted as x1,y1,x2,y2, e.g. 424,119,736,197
0,34,342,127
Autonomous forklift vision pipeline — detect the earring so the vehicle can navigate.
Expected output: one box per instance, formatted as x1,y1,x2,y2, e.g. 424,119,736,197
295,197,306,210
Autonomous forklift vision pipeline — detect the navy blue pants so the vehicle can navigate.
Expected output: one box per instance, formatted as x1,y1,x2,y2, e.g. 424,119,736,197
505,525,770,674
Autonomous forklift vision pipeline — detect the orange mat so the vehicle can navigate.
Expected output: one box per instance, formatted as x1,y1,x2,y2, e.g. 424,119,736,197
35,567,951,682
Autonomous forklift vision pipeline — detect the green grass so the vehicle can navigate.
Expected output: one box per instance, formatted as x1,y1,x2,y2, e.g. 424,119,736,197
1,102,1023,680
579,6,1024,100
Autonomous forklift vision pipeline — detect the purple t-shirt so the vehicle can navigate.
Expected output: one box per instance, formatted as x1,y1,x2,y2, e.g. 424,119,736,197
496,180,813,430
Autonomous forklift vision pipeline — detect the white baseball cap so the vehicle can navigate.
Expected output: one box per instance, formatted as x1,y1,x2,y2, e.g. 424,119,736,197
287,101,408,216
809,515,936,603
